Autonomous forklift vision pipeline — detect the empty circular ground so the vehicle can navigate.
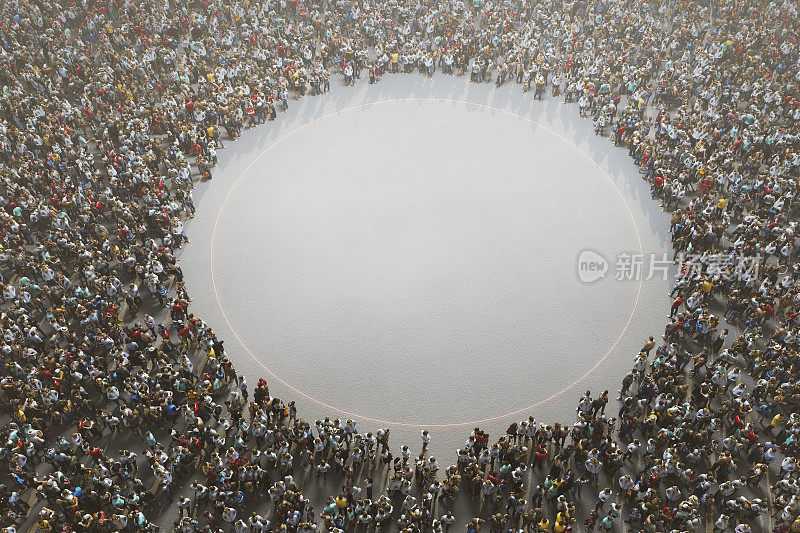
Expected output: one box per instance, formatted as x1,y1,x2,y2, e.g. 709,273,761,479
210,99,642,426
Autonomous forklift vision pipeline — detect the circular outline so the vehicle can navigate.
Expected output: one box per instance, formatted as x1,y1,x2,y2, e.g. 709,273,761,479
209,98,644,428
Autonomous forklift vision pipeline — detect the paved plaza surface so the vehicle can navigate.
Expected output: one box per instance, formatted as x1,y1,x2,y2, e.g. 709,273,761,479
179,74,673,464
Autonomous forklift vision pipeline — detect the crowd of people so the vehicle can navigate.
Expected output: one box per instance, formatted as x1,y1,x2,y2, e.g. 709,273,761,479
0,0,798,530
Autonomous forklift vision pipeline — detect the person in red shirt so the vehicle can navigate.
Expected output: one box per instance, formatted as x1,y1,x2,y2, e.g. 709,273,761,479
86,446,102,461
534,444,548,467
670,296,684,317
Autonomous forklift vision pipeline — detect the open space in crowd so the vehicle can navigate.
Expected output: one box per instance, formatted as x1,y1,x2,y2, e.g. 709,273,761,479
0,0,799,530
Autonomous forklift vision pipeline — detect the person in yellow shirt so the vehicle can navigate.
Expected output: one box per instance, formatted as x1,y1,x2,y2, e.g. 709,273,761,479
335,494,347,512
771,412,784,430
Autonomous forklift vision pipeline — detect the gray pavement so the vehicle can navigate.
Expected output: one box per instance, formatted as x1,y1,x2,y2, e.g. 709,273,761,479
178,73,674,465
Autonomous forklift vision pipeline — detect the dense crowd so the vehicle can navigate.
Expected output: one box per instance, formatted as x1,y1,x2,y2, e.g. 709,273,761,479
0,0,798,530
